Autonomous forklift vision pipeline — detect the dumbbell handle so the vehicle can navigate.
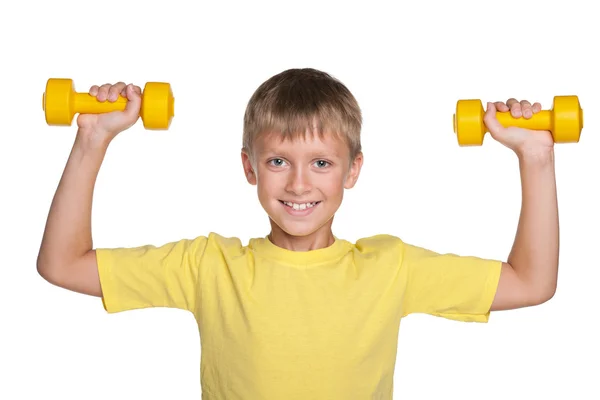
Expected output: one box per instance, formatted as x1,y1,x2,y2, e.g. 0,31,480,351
42,92,128,114
493,110,552,131
73,93,128,114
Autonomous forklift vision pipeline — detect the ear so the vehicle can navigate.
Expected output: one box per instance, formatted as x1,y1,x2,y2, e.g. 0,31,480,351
344,152,364,189
241,150,257,185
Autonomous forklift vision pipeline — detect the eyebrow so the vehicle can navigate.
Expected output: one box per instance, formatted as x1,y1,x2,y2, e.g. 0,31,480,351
261,149,341,159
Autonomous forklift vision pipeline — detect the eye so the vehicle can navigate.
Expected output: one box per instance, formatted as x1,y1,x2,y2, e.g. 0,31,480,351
314,160,330,168
268,158,286,167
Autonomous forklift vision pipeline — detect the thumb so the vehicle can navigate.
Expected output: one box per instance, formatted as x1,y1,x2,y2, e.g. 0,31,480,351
123,84,142,118
483,101,504,136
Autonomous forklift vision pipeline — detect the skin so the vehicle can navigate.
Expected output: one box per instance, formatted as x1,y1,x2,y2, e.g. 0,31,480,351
241,132,363,251
484,99,559,310
37,83,558,313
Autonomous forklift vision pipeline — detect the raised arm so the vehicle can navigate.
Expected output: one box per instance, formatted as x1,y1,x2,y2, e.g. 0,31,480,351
37,83,142,297
485,99,559,311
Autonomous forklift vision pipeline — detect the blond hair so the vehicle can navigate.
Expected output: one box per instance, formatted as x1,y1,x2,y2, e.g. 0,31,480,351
242,68,362,162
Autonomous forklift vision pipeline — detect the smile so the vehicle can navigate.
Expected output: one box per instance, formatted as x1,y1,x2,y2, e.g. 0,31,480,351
279,200,321,211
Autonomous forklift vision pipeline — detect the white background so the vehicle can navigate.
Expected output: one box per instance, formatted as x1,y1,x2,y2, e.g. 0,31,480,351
1,0,598,398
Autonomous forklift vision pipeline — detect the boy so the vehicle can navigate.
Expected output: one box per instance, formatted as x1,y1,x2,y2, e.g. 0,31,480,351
37,68,559,399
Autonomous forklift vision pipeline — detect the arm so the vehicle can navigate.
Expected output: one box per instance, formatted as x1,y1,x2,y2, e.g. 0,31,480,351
36,137,107,296
491,150,558,310
37,82,142,297
486,99,559,311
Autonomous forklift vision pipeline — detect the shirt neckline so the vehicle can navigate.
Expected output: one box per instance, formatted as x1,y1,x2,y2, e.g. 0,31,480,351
249,235,351,265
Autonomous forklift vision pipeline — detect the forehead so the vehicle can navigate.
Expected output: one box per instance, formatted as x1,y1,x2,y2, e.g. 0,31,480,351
255,130,349,158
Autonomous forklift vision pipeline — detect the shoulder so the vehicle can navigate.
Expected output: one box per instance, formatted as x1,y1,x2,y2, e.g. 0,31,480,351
134,233,248,261
204,232,244,246
351,234,442,263
350,234,406,260
354,234,404,250
201,233,277,259
200,232,247,254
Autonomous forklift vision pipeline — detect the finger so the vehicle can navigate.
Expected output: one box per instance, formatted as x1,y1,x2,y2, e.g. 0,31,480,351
123,84,142,117
493,101,509,112
96,84,112,102
520,100,533,118
506,98,522,118
108,82,127,102
89,85,99,96
121,83,142,97
123,84,142,97
531,102,542,113
506,98,519,107
483,102,505,137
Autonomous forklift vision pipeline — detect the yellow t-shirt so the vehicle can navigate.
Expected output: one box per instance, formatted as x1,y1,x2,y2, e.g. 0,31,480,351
96,232,502,399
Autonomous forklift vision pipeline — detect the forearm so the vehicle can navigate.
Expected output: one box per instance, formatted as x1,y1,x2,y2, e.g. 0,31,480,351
37,132,107,277
508,149,559,301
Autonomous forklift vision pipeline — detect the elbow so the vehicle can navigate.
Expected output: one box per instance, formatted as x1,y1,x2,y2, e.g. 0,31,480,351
36,254,63,286
543,286,557,303
36,259,54,284
539,272,558,305
36,253,48,279
530,284,557,306
514,261,558,307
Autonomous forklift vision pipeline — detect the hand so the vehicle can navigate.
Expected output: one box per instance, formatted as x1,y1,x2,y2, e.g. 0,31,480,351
484,98,554,157
76,82,142,147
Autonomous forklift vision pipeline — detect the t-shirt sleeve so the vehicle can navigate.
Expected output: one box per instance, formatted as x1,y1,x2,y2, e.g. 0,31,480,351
399,241,502,322
95,235,208,314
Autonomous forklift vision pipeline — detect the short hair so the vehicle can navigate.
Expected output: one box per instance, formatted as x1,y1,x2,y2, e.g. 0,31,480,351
242,68,362,162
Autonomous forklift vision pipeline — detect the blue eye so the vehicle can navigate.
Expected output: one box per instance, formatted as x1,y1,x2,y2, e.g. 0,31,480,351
314,160,330,168
269,158,286,167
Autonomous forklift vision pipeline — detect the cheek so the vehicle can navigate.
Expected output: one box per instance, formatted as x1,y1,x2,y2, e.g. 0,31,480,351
256,171,281,196
316,172,346,195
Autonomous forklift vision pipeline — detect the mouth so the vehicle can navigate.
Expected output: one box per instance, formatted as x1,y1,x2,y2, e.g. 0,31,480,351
279,200,321,211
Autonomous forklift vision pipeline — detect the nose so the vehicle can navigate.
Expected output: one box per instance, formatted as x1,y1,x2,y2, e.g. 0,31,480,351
285,166,312,196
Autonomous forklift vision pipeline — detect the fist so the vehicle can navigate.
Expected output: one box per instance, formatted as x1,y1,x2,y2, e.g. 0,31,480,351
493,98,542,119
77,82,142,146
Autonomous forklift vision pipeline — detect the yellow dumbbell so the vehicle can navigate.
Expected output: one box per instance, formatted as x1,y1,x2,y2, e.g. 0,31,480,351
452,95,583,146
42,78,175,130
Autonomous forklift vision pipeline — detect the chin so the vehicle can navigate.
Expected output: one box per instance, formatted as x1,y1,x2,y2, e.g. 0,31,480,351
263,214,323,238
277,222,322,238
272,213,336,239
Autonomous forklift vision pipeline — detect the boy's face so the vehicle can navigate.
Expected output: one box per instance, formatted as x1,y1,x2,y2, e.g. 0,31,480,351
242,131,363,239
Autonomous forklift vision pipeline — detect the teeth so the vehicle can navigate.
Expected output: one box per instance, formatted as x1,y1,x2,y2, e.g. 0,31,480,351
283,201,318,210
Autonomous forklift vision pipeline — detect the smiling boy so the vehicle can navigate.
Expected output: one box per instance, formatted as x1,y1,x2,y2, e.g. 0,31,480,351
37,68,558,399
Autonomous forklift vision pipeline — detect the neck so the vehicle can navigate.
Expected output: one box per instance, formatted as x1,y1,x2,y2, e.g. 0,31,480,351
268,220,335,251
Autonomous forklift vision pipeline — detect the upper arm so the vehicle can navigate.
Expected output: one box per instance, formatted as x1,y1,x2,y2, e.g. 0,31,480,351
490,262,547,311
38,250,103,298
39,236,211,314
399,242,502,322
